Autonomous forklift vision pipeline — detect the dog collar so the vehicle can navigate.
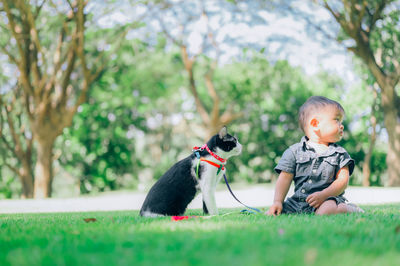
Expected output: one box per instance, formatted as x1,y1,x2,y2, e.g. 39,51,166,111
192,144,226,163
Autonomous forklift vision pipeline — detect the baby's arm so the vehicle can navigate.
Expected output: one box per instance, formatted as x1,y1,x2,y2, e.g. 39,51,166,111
266,171,293,216
306,166,349,208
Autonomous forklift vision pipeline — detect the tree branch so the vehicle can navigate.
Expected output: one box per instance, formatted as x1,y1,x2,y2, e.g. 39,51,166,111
2,1,25,63
58,30,78,108
73,0,90,109
4,103,23,159
324,0,389,90
367,1,386,33
204,71,220,125
180,46,210,124
0,110,22,160
0,45,18,65
2,159,21,176
16,0,43,86
220,107,243,125
2,0,36,98
34,0,47,19
159,19,182,46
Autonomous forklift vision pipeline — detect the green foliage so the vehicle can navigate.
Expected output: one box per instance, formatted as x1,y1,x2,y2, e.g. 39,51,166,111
340,55,388,185
215,58,306,182
60,101,138,193
58,38,186,193
0,168,16,199
368,3,400,74
0,204,399,265
1,1,394,197
0,89,33,198
57,44,389,193
212,54,351,183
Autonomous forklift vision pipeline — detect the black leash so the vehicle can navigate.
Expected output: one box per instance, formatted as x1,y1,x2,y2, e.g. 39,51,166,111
223,173,262,214
193,147,261,214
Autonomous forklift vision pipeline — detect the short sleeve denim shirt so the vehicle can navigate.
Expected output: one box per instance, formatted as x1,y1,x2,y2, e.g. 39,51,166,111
275,136,354,208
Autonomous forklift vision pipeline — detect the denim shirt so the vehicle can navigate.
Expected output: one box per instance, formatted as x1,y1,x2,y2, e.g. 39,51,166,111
275,136,355,202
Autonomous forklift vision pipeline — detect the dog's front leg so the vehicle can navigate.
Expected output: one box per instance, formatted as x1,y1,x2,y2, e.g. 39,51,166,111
202,200,209,214
202,188,218,215
200,177,218,215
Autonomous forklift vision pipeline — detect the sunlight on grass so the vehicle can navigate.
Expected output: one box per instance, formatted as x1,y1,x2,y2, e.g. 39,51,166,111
1,204,399,266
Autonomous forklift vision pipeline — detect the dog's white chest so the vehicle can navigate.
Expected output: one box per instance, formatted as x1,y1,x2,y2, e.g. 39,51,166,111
192,158,225,215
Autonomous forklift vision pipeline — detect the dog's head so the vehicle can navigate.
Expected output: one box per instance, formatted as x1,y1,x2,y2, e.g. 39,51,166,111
207,126,242,160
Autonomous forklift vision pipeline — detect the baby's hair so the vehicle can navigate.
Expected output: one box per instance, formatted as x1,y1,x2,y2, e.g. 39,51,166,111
298,96,345,133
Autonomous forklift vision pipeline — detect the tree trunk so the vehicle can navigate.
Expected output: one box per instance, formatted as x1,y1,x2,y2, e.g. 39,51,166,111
385,121,400,186
386,144,400,186
355,39,400,186
34,138,55,198
362,91,378,187
19,160,34,198
362,122,376,187
180,46,242,142
381,85,400,186
322,1,400,186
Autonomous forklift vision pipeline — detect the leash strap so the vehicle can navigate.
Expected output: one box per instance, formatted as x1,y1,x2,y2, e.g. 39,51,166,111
194,149,260,214
196,158,200,178
223,173,261,214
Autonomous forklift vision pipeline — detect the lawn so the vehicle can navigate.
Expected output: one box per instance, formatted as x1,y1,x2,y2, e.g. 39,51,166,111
1,204,399,266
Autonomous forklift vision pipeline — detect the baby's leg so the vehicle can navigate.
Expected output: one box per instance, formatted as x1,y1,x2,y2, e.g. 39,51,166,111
315,200,345,215
343,203,365,213
316,200,364,215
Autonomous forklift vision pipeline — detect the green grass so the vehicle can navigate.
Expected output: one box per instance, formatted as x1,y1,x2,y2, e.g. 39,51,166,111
1,204,400,266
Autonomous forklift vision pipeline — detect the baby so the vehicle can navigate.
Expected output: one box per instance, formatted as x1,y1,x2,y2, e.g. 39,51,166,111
267,96,364,215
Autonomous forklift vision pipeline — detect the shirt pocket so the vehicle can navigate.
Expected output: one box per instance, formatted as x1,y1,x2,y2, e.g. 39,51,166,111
322,157,339,181
295,153,311,176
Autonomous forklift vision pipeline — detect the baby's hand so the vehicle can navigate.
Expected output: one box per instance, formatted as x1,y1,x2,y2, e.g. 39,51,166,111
306,191,327,209
266,202,283,216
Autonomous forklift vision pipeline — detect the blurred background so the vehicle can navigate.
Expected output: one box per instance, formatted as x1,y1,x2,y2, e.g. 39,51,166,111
0,0,399,199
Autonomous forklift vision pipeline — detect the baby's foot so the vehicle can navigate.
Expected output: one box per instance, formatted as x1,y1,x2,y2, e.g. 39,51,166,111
347,203,365,213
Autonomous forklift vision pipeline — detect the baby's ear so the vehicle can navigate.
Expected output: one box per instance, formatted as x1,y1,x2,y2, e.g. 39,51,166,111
310,118,319,127
218,126,227,139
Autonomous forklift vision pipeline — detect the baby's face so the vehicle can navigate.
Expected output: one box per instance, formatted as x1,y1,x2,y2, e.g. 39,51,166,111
315,106,344,144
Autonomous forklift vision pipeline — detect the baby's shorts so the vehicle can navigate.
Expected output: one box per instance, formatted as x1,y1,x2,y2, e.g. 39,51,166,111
281,196,347,214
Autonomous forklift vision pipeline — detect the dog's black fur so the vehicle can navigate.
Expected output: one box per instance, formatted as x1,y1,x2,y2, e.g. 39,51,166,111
140,154,199,216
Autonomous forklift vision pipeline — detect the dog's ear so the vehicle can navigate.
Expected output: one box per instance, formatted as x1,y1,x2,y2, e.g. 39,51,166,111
218,126,227,139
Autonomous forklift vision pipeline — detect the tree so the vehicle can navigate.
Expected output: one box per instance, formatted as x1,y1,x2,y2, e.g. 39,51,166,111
58,38,183,194
362,86,379,186
0,0,104,198
318,0,400,186
144,0,254,139
217,55,351,183
0,89,34,198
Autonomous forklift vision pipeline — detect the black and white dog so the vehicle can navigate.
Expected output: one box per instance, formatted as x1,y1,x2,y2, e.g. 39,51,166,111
140,127,242,217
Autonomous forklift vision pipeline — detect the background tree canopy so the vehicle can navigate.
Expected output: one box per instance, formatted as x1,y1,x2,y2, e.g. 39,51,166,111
0,0,398,198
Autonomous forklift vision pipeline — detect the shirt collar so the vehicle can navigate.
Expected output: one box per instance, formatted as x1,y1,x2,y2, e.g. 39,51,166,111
300,136,309,149
300,136,345,156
